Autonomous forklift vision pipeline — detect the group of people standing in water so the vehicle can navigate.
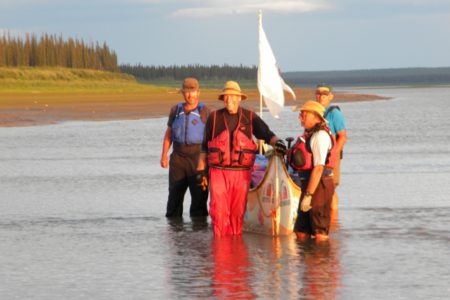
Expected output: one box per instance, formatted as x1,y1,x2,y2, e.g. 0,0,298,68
160,77,347,241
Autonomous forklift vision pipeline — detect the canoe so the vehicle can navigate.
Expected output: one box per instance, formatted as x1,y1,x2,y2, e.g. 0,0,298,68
244,154,301,236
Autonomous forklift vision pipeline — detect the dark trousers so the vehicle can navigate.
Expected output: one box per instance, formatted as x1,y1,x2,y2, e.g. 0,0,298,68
294,176,335,235
166,151,208,217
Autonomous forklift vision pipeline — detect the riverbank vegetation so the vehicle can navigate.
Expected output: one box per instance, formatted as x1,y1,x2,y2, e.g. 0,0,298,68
0,67,166,93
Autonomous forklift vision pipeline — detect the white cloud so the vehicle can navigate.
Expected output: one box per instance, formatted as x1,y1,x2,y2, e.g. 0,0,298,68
170,0,330,18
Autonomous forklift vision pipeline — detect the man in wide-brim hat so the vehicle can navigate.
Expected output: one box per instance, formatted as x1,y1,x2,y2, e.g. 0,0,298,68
160,77,211,219
197,80,287,237
289,100,338,241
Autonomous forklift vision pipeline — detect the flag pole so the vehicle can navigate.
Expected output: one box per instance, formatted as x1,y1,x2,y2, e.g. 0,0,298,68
259,9,263,120
258,10,264,155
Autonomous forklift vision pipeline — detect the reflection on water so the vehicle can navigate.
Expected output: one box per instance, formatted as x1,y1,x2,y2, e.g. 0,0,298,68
299,239,341,299
211,237,255,299
1,87,450,299
330,209,340,232
163,216,343,299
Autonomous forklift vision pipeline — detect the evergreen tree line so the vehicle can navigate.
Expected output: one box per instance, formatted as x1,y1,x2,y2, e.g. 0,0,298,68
0,33,118,72
119,63,257,81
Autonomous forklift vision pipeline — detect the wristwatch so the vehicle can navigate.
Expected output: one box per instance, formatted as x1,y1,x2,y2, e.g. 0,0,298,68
305,191,314,197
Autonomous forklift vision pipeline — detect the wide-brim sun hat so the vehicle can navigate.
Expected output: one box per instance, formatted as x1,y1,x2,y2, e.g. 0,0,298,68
292,100,327,122
218,80,247,100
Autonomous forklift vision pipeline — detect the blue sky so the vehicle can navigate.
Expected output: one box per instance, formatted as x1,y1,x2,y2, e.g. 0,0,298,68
1,0,450,71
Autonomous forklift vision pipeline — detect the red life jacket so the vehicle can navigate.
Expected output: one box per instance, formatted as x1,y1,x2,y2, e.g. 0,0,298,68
207,109,257,168
288,124,337,171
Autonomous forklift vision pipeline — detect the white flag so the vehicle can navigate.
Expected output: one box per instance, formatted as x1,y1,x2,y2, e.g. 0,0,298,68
257,11,296,119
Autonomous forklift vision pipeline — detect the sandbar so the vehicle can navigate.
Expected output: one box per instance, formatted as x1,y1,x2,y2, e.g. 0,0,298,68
0,87,388,127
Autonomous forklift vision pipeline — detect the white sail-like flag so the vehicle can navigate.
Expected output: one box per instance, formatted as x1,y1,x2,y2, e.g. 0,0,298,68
257,11,296,119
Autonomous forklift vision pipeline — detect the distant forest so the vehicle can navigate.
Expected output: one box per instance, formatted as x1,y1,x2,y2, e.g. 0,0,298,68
121,63,450,86
119,63,257,81
2,32,448,87
283,67,450,87
0,33,118,72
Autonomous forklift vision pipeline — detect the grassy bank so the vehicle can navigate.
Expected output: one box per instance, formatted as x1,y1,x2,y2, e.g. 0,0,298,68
0,67,168,93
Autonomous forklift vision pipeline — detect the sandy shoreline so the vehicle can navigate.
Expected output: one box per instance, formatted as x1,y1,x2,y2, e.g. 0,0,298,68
0,87,388,127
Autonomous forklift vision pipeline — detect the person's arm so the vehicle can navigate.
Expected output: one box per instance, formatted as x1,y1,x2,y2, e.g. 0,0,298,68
269,135,283,147
335,129,347,154
306,165,324,195
251,114,286,153
197,113,213,171
197,152,207,171
252,112,279,145
331,109,347,154
307,131,331,194
301,130,330,212
160,127,172,168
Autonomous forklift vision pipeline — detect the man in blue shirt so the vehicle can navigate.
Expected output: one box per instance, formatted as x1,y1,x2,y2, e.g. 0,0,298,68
316,84,347,210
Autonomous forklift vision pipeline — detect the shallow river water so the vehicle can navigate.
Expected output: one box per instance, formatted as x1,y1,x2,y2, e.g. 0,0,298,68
0,86,449,299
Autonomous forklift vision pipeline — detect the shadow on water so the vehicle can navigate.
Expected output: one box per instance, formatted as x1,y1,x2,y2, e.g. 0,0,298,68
166,216,210,233
163,215,343,299
297,238,342,299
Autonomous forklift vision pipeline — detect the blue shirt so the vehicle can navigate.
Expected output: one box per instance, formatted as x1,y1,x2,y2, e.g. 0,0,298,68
324,106,346,136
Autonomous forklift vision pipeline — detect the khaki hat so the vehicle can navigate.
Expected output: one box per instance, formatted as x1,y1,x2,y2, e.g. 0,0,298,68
218,80,247,100
292,100,326,122
181,77,199,92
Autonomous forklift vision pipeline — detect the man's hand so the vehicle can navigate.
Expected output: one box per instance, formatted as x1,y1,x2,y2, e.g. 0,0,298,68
301,195,312,212
196,170,208,191
160,155,169,168
274,140,287,155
